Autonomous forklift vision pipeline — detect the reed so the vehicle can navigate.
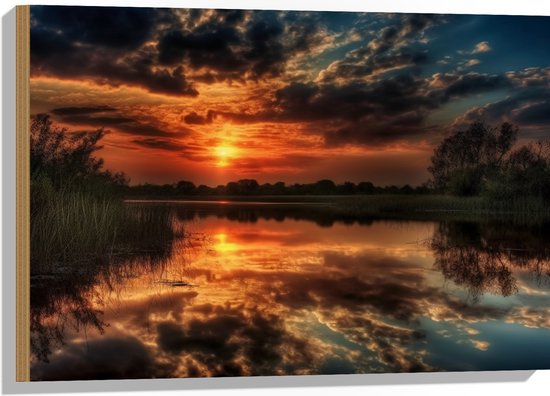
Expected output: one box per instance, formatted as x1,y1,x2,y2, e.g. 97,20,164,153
30,176,177,274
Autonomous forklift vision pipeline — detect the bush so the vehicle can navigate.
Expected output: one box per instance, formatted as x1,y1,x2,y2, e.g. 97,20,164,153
30,114,128,195
481,141,550,201
447,168,484,196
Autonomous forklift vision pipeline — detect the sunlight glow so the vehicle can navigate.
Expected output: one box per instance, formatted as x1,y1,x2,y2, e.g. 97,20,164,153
215,145,237,167
214,232,238,253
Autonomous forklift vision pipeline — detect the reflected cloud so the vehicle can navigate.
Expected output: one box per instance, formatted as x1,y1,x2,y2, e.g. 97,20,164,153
31,336,173,381
30,204,550,379
155,305,320,377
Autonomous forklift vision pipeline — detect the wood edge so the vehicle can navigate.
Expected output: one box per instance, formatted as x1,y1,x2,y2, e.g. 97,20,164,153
16,4,30,383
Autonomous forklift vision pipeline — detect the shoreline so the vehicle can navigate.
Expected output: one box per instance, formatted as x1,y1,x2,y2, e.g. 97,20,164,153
122,194,550,224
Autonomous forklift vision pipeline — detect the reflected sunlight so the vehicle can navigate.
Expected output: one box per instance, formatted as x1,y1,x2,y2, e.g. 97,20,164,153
214,232,238,253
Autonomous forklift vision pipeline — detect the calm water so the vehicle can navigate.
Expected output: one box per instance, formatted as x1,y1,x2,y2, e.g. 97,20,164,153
30,202,550,380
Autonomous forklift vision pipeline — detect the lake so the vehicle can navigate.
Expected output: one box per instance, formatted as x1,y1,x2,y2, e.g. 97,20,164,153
30,201,550,380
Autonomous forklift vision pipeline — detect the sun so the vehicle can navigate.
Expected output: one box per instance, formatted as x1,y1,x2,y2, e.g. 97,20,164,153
215,145,237,167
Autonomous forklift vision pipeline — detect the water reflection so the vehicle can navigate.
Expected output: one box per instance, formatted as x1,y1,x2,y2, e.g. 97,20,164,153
431,221,550,301
30,205,179,364
30,202,550,380
163,201,375,227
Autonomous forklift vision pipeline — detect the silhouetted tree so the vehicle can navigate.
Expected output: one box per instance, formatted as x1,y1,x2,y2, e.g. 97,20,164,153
338,181,356,194
128,178,433,198
428,121,517,195
273,181,286,195
226,181,240,195
400,184,414,195
357,181,375,194
30,114,128,193
237,179,260,195
175,180,196,195
313,179,336,194
214,184,227,195
197,184,214,195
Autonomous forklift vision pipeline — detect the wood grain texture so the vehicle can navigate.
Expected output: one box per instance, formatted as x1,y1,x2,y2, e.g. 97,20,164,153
16,4,30,383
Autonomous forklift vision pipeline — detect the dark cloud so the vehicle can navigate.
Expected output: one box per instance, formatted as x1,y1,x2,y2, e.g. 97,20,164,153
51,106,117,116
507,67,550,88
31,6,165,50
322,313,429,372
156,11,309,82
229,154,320,171
31,7,550,150
219,76,431,145
132,138,187,151
51,107,189,137
324,113,429,147
31,7,337,95
319,14,438,83
132,138,207,156
515,102,550,125
436,72,510,101
31,6,198,96
183,110,215,125
157,25,243,70
243,14,286,78
240,76,429,124
283,13,327,54
455,67,550,132
221,69,519,146
61,115,135,126
118,122,182,138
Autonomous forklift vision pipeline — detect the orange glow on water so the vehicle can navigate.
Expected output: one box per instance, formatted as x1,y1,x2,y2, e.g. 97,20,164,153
213,232,238,253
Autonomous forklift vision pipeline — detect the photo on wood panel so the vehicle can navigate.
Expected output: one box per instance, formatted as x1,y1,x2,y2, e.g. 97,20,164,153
19,4,550,381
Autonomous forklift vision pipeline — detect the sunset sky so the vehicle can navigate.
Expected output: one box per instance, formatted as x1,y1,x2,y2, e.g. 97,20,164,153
29,6,550,186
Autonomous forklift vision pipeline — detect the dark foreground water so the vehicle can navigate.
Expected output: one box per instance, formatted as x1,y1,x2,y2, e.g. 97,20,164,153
30,201,550,380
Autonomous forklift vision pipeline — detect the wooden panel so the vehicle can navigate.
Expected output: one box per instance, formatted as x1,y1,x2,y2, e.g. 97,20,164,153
16,4,30,383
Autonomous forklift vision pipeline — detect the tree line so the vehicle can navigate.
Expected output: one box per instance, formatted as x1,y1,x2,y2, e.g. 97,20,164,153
126,178,431,197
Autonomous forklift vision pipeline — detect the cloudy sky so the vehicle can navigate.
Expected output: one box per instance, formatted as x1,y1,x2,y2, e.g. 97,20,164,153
29,6,550,186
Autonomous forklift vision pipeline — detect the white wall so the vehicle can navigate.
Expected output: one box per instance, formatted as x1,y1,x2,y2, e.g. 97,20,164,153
1,1,549,394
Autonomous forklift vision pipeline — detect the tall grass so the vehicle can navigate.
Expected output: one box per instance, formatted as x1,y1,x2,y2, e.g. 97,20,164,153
30,176,184,363
30,175,177,274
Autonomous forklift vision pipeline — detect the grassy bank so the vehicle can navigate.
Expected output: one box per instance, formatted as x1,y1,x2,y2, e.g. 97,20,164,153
327,194,550,223
31,178,177,275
